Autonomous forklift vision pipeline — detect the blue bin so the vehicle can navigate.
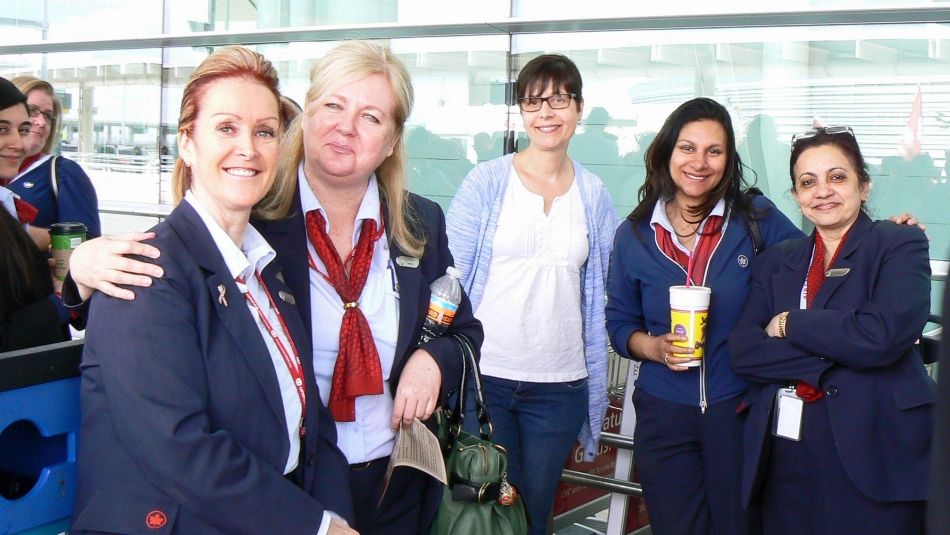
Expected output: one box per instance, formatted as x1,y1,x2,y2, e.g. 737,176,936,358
0,341,82,535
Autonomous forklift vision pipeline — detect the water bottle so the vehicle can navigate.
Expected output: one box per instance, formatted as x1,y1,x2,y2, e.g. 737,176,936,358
419,266,463,343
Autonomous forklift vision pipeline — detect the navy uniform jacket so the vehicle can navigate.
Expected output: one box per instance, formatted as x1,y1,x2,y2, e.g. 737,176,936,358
929,263,950,534
254,188,484,526
730,213,934,507
10,156,101,238
72,202,353,534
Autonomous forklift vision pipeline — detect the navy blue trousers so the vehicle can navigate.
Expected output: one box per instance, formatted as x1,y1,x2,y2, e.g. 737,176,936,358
349,456,428,535
761,397,925,535
632,388,754,535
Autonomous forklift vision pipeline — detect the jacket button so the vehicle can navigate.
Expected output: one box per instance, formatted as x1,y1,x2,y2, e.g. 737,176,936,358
826,386,839,397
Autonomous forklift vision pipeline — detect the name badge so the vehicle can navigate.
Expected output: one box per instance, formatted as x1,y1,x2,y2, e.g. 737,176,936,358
278,290,296,305
825,267,850,277
395,255,419,268
773,387,803,441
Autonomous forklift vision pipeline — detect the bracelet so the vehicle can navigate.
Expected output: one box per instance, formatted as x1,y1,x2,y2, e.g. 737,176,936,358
777,311,789,338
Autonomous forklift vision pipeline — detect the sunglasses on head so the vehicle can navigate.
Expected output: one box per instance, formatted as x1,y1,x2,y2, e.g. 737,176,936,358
791,125,855,147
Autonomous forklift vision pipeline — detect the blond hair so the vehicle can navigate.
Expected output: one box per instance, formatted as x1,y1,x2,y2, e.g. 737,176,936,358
11,76,62,155
172,46,284,216
259,40,424,256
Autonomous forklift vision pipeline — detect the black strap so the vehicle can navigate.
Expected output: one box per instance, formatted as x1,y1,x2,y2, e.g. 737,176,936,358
743,188,764,256
449,474,502,504
448,333,492,442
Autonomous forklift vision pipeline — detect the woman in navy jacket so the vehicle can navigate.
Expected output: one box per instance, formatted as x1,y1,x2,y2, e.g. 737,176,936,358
71,47,355,535
729,126,933,534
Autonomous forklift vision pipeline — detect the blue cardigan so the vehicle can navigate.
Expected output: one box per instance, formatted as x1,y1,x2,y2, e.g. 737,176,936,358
606,195,801,407
446,153,620,459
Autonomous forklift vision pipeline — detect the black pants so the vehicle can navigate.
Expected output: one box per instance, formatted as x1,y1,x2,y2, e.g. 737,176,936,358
349,456,429,535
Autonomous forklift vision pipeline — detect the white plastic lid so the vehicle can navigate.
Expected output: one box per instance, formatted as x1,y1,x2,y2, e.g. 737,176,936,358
669,285,711,308
446,266,462,279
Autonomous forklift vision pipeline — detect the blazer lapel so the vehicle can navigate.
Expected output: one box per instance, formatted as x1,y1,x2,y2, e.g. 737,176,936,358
391,241,422,367
774,238,812,311
811,213,871,310
167,203,288,428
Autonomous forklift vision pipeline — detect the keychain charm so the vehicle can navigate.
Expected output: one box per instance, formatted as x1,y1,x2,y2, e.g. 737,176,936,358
497,472,518,506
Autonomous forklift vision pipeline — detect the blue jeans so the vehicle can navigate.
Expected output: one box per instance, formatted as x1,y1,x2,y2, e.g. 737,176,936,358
467,375,589,535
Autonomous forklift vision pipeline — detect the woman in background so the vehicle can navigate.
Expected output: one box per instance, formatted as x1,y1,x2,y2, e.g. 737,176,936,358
729,126,932,534
8,76,100,249
446,53,618,535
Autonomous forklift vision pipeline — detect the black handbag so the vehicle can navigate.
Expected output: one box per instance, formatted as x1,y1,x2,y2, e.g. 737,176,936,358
429,333,527,535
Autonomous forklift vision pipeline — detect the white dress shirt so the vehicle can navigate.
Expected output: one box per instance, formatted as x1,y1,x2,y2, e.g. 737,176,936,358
297,165,400,464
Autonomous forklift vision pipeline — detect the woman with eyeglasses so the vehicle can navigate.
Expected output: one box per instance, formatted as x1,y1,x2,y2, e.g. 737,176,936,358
729,126,932,534
446,53,619,535
7,76,100,250
605,98,804,535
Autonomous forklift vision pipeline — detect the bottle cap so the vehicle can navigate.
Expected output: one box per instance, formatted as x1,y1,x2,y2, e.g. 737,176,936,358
446,266,461,279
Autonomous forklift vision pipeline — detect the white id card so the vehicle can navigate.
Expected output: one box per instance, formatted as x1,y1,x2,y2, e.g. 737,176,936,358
772,387,804,441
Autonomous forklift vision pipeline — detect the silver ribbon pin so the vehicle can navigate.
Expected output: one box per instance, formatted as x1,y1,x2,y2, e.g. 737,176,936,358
825,268,850,277
395,256,420,268
276,272,286,284
279,291,296,306
217,284,228,307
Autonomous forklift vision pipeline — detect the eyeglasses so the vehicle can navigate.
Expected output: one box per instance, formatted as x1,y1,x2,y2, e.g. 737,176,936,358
517,93,576,112
27,105,56,126
791,125,854,147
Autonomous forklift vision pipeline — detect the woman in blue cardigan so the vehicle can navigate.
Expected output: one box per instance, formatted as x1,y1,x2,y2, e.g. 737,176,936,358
605,98,802,535
729,127,932,535
446,54,618,535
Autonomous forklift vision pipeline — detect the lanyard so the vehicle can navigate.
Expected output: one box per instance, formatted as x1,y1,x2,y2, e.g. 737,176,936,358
237,272,307,437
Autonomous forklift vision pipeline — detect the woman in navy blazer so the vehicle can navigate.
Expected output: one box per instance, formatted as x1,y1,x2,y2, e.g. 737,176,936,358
71,47,356,535
68,41,482,535
729,126,933,535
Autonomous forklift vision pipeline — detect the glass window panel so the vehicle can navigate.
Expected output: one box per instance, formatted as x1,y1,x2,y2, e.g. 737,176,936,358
0,1,163,44
513,24,950,259
0,48,165,234
514,0,945,19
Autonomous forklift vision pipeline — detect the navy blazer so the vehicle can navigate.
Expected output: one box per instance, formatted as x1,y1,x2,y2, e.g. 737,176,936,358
254,188,484,525
73,202,352,534
729,213,934,506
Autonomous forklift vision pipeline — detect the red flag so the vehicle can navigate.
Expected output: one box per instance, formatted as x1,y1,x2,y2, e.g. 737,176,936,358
898,85,922,161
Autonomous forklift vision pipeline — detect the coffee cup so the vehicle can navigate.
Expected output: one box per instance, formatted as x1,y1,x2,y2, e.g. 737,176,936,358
50,222,87,281
669,285,711,367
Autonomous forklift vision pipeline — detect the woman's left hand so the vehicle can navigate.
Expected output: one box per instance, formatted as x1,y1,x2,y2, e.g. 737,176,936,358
391,348,441,430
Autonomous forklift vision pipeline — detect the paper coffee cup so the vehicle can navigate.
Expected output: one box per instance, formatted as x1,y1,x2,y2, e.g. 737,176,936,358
669,285,711,367
50,222,87,281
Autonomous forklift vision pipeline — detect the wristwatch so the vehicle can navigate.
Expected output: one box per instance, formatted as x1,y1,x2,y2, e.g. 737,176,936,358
777,311,789,338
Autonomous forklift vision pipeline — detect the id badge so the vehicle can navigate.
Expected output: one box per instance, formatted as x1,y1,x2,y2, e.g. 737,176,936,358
772,387,804,441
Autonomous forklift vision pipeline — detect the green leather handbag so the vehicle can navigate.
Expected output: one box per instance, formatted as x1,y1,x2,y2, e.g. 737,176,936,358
429,334,527,535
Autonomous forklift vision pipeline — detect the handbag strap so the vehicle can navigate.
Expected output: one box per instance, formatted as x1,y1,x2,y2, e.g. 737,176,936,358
451,332,493,440
50,156,60,200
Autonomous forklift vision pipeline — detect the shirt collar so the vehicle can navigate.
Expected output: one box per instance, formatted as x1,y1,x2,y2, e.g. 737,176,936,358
296,162,383,235
183,190,275,281
650,196,726,234
0,186,16,220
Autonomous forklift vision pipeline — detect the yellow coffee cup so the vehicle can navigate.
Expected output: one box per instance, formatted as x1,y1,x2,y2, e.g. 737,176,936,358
669,285,711,368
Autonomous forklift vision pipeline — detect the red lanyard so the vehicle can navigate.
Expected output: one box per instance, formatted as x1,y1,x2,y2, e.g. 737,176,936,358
236,273,307,436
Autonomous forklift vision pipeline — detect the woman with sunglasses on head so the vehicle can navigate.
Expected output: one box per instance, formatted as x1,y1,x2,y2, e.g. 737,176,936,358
70,46,356,535
446,54,619,535
8,76,100,250
605,98,803,535
729,126,932,535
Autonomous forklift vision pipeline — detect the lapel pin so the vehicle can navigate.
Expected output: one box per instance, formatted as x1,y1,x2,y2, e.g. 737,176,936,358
276,271,285,284
395,255,420,268
279,290,296,306
217,284,228,307
825,267,850,277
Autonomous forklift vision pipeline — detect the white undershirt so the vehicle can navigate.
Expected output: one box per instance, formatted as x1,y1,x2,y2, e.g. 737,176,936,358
475,166,589,382
297,165,400,464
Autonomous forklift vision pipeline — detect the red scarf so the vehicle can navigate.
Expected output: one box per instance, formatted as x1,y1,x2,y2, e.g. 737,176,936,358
654,215,724,286
797,229,850,402
13,197,38,224
306,209,385,422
